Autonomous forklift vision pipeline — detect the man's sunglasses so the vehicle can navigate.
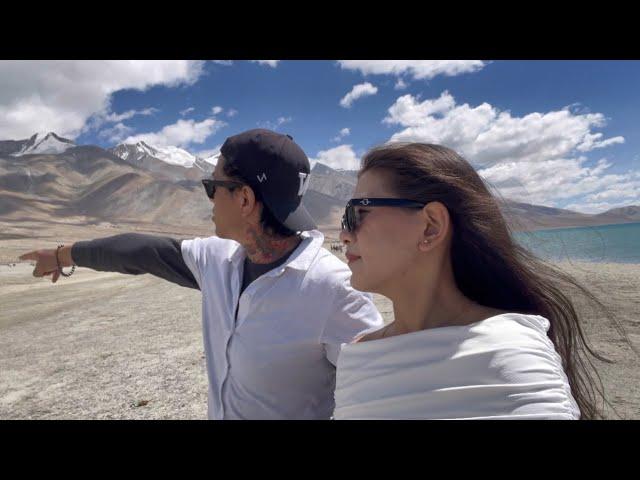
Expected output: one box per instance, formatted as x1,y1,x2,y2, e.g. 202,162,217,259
341,198,427,232
201,179,245,199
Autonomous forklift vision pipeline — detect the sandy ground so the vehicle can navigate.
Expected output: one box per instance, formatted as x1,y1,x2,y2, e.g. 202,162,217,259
0,221,638,419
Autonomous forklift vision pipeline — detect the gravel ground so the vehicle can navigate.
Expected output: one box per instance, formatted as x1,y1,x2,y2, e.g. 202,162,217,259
1,224,638,419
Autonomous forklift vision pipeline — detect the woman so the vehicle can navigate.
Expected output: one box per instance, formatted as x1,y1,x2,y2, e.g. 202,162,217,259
334,143,609,420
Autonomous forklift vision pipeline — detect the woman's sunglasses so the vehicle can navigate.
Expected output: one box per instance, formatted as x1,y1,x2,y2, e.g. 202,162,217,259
201,179,245,199
341,198,427,232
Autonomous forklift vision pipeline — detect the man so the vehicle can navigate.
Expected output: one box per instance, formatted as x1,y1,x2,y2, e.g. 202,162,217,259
20,128,383,419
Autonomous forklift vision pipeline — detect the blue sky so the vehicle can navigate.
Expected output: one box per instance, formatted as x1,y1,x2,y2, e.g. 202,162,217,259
1,60,638,213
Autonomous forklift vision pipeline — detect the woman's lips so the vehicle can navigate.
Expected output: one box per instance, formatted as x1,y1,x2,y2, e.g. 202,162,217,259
345,253,361,265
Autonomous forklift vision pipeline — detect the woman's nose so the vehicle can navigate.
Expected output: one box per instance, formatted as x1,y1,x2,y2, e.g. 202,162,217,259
339,228,353,246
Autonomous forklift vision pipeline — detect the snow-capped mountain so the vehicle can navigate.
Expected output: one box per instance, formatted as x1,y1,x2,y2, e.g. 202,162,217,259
111,141,197,168
192,156,216,173
1,133,215,180
15,132,75,156
110,141,214,181
197,151,220,167
4,132,76,156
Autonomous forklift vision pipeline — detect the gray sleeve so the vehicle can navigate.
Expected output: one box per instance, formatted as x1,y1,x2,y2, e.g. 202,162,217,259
71,233,199,290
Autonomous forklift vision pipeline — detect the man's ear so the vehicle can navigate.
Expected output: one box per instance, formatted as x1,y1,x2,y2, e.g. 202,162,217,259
238,185,258,217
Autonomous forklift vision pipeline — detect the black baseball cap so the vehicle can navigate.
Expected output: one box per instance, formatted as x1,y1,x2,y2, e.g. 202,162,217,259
220,128,317,232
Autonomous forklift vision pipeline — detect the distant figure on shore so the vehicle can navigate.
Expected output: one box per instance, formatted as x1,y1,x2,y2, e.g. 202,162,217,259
20,128,383,420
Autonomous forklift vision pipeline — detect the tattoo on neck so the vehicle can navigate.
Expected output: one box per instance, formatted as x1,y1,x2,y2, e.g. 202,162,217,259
245,227,300,264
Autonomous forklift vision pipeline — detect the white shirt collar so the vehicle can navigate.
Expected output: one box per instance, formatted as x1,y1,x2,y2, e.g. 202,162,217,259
229,229,325,275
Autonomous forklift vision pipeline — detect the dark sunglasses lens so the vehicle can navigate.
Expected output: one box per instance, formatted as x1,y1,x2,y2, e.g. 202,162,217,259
341,207,351,232
343,205,355,232
350,206,357,232
203,181,215,198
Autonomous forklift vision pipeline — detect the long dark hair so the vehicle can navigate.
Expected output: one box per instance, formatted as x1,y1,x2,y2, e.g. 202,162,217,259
360,142,612,419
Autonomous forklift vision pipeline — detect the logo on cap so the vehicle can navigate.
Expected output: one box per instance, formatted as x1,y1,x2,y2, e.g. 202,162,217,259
298,172,310,196
257,173,267,183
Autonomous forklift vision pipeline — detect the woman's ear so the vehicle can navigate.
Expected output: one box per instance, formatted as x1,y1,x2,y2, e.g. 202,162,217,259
418,201,449,251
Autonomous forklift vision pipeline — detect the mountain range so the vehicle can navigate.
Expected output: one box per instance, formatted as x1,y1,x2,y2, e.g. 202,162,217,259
1,132,638,232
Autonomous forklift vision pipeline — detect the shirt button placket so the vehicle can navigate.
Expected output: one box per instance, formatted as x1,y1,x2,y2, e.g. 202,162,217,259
220,293,247,418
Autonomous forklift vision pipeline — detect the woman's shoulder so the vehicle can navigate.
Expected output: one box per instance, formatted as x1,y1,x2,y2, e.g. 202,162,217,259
457,310,553,354
351,310,551,345
476,311,551,337
469,312,565,376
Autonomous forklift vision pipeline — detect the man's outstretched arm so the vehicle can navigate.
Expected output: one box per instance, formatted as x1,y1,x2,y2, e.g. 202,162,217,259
20,233,199,290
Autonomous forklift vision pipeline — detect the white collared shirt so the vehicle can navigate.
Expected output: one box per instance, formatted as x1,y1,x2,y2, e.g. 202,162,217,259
181,230,383,419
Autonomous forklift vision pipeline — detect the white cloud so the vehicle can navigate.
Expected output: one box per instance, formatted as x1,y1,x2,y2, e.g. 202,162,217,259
382,90,637,212
383,91,456,126
585,181,640,202
340,82,378,108
310,145,360,171
0,60,205,140
104,107,158,123
577,171,640,209
212,60,233,66
394,78,408,90
384,91,625,167
123,118,227,148
576,132,625,151
227,109,238,118
211,106,224,115
257,116,292,131
84,107,159,133
338,60,487,80
98,122,134,144
332,127,351,142
251,60,279,68
180,107,195,116
478,158,630,206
